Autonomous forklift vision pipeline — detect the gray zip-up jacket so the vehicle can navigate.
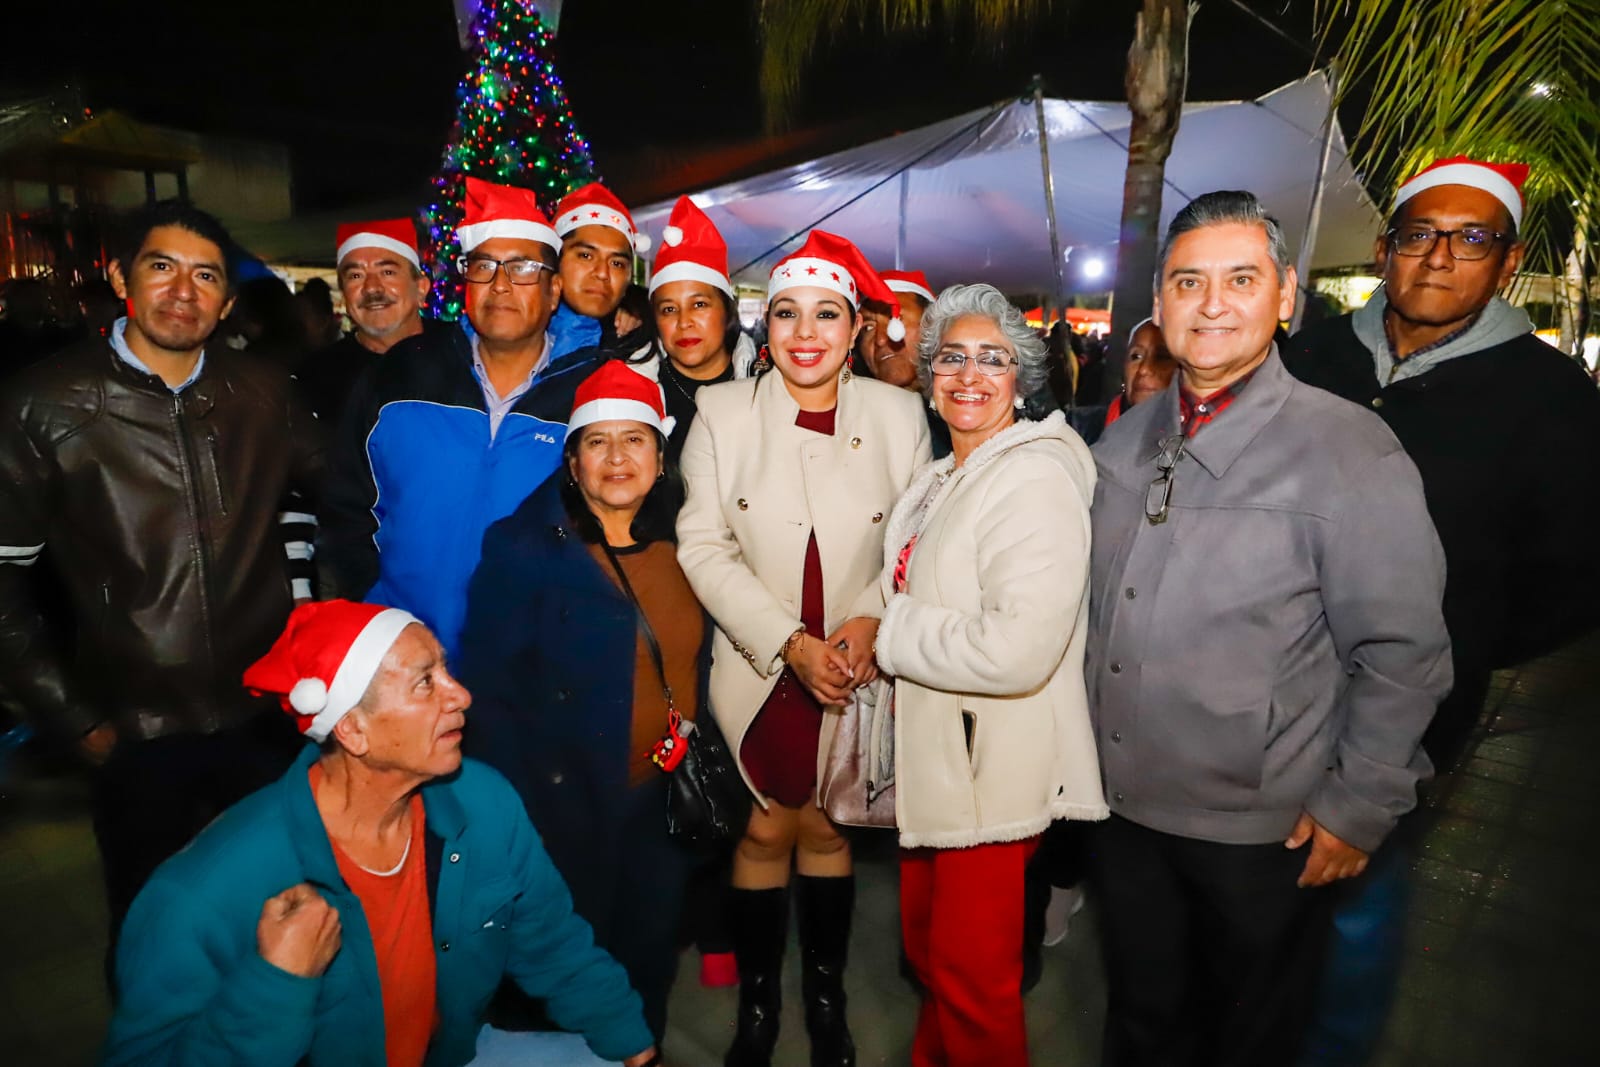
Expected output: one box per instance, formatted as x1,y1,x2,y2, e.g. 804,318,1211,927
1086,349,1452,853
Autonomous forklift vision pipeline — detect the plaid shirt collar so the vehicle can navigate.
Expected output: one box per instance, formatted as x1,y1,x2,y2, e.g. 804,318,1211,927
1177,368,1258,438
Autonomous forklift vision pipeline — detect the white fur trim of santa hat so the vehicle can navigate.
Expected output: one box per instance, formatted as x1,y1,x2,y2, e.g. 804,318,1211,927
296,608,418,742
457,219,562,255
564,398,676,443
336,233,421,270
1394,162,1525,229
768,257,858,308
648,260,734,298
885,277,935,303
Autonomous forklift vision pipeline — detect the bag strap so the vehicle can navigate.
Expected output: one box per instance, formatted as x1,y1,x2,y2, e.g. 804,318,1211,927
597,538,677,720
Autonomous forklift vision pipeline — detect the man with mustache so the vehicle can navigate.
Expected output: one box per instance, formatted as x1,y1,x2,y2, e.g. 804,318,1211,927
294,218,447,426
0,199,325,956
322,178,596,661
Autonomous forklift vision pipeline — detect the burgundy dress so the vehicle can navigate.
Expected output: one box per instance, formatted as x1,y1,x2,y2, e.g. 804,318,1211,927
739,407,835,807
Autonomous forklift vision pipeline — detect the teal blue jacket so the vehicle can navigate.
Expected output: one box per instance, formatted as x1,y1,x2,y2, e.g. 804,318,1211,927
103,746,652,1066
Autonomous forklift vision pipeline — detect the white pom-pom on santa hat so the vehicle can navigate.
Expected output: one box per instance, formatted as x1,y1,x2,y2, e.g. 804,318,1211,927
886,318,906,342
662,225,684,248
290,677,328,714
634,232,652,253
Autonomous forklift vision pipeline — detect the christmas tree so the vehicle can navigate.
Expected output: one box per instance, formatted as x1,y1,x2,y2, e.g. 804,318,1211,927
422,0,598,320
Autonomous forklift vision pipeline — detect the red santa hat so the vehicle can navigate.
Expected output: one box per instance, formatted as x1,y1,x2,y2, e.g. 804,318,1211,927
457,176,562,255
769,231,906,341
1393,156,1530,230
554,182,651,254
565,359,677,443
881,269,935,304
649,196,733,298
243,600,420,743
335,218,421,270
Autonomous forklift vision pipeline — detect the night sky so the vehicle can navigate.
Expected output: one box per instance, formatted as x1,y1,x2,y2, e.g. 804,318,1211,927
7,0,1323,212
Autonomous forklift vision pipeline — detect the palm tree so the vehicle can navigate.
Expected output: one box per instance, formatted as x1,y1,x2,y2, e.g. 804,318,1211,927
1318,0,1600,354
757,0,1192,397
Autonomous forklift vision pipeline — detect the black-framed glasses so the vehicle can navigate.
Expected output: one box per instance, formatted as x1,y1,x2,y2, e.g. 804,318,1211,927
1145,434,1188,525
1385,226,1509,261
455,255,553,285
929,350,1019,376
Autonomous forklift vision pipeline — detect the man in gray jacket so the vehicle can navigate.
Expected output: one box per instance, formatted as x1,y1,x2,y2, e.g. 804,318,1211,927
1086,190,1452,1066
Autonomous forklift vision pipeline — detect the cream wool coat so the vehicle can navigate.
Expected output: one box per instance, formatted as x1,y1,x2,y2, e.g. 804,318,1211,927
676,371,932,803
874,412,1109,848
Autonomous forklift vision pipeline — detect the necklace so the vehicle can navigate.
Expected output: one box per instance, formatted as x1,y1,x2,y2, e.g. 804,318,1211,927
353,833,412,878
663,361,698,407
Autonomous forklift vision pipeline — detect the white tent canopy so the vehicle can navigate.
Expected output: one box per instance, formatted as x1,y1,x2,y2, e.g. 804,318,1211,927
632,73,1382,295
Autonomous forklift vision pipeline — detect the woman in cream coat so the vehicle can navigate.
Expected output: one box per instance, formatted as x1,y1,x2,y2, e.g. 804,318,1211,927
677,230,930,1067
872,284,1108,1067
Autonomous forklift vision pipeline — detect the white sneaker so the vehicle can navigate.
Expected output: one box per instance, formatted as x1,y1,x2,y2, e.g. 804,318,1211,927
1042,884,1087,946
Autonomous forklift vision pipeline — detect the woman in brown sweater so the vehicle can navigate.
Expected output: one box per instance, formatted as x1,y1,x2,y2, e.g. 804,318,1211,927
459,360,710,1044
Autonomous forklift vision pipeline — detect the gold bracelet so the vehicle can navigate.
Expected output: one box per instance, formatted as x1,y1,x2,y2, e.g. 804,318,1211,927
781,627,807,664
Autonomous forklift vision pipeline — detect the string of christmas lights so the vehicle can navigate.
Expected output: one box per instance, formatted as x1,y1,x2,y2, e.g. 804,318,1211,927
420,0,599,319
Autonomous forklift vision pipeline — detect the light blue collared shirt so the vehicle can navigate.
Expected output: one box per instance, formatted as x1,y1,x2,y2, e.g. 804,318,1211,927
109,317,206,393
471,333,550,440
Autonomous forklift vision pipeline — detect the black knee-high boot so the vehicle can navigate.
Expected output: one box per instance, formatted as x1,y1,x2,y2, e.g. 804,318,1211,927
796,874,857,1067
724,887,788,1067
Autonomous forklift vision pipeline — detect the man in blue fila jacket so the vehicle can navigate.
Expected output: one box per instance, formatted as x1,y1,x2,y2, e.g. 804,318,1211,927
322,177,598,659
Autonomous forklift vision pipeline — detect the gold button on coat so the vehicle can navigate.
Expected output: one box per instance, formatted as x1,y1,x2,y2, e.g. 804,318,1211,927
737,498,749,511
871,512,884,523
850,436,862,449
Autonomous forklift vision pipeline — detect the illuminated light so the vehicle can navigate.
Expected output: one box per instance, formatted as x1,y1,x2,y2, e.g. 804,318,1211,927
1083,257,1106,280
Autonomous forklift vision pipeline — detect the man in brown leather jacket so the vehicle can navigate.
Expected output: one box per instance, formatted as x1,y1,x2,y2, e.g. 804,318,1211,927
0,200,325,952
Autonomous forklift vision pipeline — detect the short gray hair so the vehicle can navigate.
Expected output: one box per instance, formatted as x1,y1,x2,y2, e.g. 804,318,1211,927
1156,190,1291,285
916,283,1050,403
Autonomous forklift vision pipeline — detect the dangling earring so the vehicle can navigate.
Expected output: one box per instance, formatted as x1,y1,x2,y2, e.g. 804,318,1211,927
754,344,772,373
840,353,854,384
1013,395,1026,410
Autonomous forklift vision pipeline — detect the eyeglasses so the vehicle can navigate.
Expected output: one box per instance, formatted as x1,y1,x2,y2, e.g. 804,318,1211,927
1145,434,1187,525
929,350,1018,376
1385,226,1509,261
455,256,553,285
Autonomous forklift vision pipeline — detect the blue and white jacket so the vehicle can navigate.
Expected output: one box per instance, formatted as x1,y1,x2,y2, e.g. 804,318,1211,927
321,322,600,658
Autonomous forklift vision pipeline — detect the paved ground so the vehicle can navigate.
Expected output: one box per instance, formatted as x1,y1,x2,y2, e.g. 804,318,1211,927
2,632,1596,1065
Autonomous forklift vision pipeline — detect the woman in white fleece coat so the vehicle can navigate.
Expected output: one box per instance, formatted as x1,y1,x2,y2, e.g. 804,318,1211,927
871,284,1107,1067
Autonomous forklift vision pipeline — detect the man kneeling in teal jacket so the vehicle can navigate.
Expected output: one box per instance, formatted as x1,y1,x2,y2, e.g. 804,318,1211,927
103,600,660,1067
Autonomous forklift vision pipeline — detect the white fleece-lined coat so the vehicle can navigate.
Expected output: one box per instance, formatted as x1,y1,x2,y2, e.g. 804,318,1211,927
875,412,1109,848
676,371,932,803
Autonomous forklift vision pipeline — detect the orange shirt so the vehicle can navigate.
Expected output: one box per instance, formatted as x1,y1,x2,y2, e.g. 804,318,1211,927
312,766,438,1067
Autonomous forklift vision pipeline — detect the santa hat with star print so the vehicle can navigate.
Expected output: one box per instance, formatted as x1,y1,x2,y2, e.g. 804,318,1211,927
565,359,677,443
1393,156,1530,230
769,231,906,341
649,196,733,298
881,269,936,304
243,600,420,742
336,218,421,270
456,176,562,256
555,182,651,254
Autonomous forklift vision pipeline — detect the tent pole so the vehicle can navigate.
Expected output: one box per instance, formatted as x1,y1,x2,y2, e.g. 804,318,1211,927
896,170,909,270
1032,78,1067,316
1292,64,1340,332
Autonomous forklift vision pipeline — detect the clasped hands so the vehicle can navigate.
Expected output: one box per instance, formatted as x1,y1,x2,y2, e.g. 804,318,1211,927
785,616,880,707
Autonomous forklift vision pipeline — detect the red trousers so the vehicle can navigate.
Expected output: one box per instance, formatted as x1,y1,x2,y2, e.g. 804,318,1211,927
900,836,1040,1067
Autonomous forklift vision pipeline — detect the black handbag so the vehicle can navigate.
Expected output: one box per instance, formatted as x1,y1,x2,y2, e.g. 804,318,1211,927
599,540,751,852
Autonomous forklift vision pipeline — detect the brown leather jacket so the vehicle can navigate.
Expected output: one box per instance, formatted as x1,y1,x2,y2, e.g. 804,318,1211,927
0,337,325,742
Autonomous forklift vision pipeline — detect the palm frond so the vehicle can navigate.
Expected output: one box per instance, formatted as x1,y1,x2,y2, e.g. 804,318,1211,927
1317,0,1600,277
758,0,1057,131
